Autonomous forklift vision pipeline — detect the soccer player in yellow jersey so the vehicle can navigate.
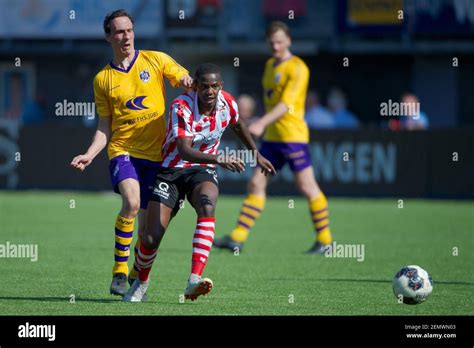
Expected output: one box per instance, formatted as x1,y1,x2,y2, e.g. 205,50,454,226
214,21,334,254
70,10,192,295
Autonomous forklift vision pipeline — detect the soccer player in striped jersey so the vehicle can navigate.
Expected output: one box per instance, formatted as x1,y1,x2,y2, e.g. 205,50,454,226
123,63,275,302
214,21,334,254
70,9,192,296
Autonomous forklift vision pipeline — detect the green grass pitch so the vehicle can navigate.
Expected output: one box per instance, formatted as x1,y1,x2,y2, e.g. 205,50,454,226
0,191,473,315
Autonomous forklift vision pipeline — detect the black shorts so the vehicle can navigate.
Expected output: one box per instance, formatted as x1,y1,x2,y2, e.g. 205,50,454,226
149,166,219,215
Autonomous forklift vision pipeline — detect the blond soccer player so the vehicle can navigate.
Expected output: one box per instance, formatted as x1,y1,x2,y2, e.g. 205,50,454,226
71,9,192,295
214,21,334,254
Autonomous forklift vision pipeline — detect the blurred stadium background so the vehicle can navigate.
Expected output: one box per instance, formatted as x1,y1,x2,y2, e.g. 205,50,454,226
0,0,472,197
0,0,473,316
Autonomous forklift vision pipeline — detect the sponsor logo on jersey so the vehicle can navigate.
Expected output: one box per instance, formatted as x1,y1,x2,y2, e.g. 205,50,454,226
126,96,149,111
154,181,170,199
159,182,169,192
206,168,218,183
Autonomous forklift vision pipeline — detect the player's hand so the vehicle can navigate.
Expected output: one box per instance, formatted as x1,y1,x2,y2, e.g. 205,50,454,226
180,75,193,91
70,154,93,172
257,153,276,176
249,120,265,137
217,155,245,173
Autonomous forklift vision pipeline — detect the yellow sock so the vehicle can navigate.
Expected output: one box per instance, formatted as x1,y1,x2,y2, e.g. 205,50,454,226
112,215,134,275
230,194,265,243
129,267,138,280
309,193,333,245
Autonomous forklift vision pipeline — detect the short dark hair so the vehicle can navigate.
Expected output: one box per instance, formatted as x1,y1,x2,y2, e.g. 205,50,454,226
266,21,291,38
195,63,222,81
103,9,134,35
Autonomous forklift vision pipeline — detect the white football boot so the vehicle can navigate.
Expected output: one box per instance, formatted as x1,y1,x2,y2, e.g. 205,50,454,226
184,278,213,301
123,279,149,302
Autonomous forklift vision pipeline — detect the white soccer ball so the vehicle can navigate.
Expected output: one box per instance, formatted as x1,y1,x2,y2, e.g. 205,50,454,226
393,265,433,304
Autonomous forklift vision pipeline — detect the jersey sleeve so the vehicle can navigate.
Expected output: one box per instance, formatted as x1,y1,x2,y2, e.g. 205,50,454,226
222,91,239,124
93,74,111,117
170,100,193,138
155,52,189,88
280,61,310,110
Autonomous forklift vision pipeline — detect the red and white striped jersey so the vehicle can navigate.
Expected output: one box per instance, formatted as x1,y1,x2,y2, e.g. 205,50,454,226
161,90,239,168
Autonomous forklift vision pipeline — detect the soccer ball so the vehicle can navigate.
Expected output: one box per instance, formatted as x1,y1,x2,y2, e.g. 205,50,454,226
393,265,433,304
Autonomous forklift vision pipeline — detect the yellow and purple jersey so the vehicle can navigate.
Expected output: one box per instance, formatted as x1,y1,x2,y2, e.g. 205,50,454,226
94,50,189,161
262,55,310,143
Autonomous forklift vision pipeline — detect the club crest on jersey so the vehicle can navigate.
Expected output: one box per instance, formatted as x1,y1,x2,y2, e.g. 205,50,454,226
139,69,150,83
274,73,282,84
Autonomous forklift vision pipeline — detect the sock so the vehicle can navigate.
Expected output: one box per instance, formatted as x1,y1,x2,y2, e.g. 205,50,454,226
191,217,215,277
113,215,134,275
129,240,141,280
230,194,265,243
309,193,333,245
189,273,201,284
136,243,157,282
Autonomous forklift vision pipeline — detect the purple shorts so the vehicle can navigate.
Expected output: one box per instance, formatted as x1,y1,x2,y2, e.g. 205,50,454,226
259,141,312,172
109,154,162,209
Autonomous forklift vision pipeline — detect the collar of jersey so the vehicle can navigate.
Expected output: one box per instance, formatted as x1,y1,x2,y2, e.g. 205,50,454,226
272,54,293,68
109,50,140,73
193,90,222,120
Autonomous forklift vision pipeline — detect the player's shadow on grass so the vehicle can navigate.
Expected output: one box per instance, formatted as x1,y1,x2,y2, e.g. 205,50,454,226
269,278,474,286
0,296,119,303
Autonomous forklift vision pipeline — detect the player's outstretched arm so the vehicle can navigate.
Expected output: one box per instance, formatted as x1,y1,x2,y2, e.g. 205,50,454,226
180,75,193,90
70,116,111,172
248,102,288,137
230,119,276,176
158,52,193,90
176,138,245,173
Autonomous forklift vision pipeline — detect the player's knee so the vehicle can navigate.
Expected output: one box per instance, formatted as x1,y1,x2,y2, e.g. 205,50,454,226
141,235,157,249
247,178,265,195
122,198,140,217
297,181,319,199
141,231,161,249
196,194,216,217
198,205,215,218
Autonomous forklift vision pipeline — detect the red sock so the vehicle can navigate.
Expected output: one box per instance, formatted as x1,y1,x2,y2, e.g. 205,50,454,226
191,217,216,276
137,243,157,282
